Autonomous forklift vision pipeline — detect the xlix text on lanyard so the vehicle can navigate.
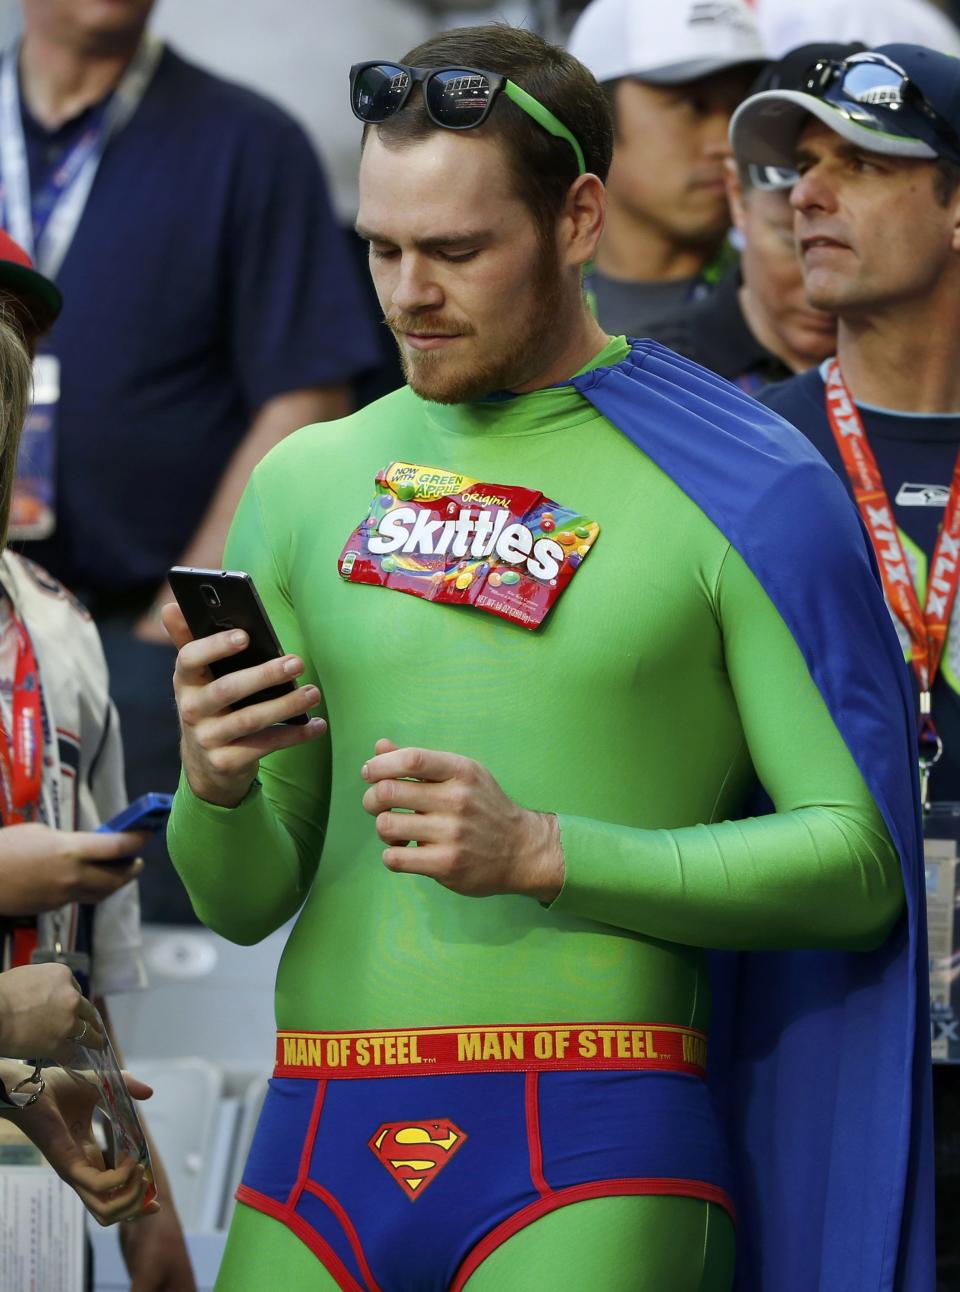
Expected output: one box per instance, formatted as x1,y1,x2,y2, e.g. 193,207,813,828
824,358,960,806
0,610,42,826
0,33,162,279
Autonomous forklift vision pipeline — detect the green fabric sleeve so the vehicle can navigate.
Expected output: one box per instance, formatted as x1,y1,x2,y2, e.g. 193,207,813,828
167,473,332,944
550,544,905,951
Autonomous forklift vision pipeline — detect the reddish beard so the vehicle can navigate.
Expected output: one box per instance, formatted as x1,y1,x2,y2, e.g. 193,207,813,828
385,242,565,404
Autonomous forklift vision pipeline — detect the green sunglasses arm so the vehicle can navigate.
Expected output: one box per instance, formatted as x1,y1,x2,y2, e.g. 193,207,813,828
503,80,587,175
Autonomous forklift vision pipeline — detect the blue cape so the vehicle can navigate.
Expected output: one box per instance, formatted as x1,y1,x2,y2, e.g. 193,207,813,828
569,341,934,1292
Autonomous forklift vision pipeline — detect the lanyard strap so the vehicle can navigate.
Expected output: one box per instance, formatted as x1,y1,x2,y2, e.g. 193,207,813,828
823,358,960,698
0,610,43,826
0,33,162,278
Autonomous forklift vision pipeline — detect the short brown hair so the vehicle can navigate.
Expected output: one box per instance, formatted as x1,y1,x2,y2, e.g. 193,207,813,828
0,310,30,544
363,24,613,238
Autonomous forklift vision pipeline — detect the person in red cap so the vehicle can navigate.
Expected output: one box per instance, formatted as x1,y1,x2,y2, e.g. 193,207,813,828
0,297,157,1224
0,227,195,1285
0,228,61,355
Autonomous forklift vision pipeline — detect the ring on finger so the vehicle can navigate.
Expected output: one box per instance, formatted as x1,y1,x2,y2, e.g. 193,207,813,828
67,1021,88,1044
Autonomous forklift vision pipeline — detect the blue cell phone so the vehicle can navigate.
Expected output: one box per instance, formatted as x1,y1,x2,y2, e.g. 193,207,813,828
97,792,174,836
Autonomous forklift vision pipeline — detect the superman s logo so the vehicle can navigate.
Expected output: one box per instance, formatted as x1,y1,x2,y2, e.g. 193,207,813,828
369,1119,467,1200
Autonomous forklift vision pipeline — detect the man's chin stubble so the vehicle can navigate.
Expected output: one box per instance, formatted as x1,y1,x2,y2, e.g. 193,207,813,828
397,344,507,405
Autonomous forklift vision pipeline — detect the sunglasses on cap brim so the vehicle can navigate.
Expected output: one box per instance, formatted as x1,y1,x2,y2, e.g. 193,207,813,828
349,61,586,176
747,163,799,191
801,52,960,165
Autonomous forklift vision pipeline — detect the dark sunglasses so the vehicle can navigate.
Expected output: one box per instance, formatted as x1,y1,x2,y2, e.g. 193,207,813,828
801,53,960,163
349,61,586,175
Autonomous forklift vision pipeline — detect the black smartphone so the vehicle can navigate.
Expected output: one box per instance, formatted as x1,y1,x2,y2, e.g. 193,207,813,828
168,566,309,725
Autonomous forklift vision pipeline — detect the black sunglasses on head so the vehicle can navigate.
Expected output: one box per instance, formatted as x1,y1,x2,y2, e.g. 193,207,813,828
349,61,586,174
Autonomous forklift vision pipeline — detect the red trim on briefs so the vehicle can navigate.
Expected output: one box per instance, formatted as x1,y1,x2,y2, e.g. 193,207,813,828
524,1072,551,1199
303,1180,383,1292
288,1079,327,1208
449,1178,738,1292
235,1185,364,1292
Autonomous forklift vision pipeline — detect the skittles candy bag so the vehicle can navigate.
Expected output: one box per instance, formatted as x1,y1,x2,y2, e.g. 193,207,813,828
339,462,599,630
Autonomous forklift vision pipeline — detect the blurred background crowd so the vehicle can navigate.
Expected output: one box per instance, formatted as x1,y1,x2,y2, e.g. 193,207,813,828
0,1,957,1289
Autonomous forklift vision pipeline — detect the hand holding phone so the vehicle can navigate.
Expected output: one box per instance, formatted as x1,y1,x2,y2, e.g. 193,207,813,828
0,823,143,908
163,568,326,809
169,568,310,723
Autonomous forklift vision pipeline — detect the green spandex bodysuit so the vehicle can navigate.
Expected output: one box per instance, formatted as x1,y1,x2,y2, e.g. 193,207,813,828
169,337,903,1291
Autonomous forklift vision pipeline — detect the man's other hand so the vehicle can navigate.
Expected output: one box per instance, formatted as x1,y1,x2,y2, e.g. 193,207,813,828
361,739,564,901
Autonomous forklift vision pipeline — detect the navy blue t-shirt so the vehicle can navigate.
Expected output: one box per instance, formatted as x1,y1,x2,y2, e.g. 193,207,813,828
13,45,379,604
762,365,960,802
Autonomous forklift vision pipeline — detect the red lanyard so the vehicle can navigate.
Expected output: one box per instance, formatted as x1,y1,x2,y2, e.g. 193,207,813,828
824,359,960,791
0,613,43,826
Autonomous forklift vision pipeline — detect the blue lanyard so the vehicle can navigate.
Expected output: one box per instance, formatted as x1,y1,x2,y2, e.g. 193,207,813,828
27,103,110,251
0,34,162,278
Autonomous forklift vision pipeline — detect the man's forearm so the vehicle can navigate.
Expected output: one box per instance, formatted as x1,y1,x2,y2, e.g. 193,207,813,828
167,773,312,945
550,803,903,951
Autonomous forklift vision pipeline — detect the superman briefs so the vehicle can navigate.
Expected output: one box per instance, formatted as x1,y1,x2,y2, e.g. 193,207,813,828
238,1035,733,1292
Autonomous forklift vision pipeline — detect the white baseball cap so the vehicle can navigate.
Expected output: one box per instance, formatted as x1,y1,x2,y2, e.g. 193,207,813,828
756,0,960,61
568,0,767,86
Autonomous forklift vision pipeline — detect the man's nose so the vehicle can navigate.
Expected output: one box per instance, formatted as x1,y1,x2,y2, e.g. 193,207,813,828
391,255,444,314
791,166,834,215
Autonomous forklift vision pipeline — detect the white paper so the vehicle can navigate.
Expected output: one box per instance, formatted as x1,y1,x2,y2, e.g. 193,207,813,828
925,834,959,1061
0,1165,84,1292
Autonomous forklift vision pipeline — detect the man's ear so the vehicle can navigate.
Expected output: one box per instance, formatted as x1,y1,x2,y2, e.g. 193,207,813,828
951,182,960,255
725,157,747,233
560,172,606,269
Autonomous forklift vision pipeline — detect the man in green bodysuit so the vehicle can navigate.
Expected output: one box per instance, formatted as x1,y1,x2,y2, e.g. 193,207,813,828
163,25,932,1292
